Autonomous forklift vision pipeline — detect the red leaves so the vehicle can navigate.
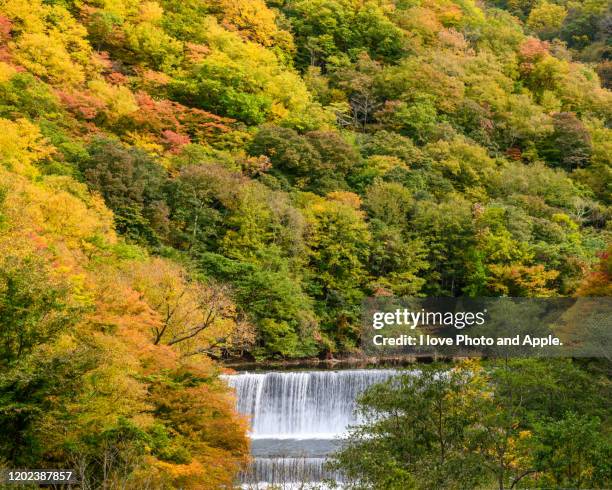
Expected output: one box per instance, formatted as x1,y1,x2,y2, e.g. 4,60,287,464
0,16,13,63
518,38,549,75
106,71,129,85
0,16,11,42
56,89,105,120
577,245,612,296
519,38,549,62
132,91,235,143
505,147,522,161
162,129,191,153
55,85,233,149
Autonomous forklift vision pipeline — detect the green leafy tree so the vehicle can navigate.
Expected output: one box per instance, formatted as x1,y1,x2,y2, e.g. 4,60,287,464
333,360,611,489
538,112,592,170
80,138,169,245
330,362,490,489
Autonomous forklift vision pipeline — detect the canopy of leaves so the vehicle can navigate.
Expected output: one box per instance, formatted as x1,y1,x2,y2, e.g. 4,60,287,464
331,360,611,490
0,0,610,482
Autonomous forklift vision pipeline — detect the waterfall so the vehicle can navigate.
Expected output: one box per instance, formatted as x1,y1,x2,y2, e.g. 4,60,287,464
240,457,344,486
225,369,396,438
224,369,398,487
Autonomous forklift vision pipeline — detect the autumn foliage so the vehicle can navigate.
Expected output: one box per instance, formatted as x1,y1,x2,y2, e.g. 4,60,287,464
0,0,609,484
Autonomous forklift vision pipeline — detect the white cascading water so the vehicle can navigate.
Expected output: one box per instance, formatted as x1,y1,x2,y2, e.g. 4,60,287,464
226,370,397,438
241,457,344,487
223,369,397,487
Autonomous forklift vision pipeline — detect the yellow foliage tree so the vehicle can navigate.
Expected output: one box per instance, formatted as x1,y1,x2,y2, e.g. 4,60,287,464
0,0,93,84
128,257,255,358
0,117,250,487
0,118,54,176
211,0,281,47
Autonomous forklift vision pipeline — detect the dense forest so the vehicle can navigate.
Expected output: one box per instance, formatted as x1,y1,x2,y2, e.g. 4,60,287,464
0,0,610,487
333,358,611,489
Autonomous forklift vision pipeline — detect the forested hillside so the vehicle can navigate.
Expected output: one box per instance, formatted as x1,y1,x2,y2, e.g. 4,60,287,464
487,0,611,86
0,0,610,486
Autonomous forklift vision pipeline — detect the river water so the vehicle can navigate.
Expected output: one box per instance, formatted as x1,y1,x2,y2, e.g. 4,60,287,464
223,369,397,488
